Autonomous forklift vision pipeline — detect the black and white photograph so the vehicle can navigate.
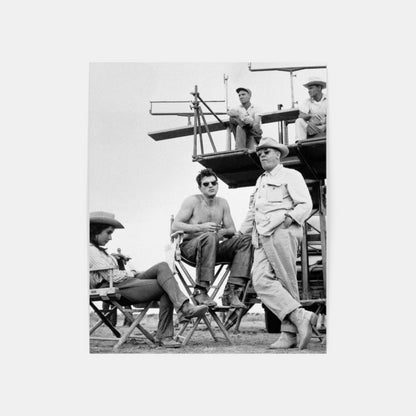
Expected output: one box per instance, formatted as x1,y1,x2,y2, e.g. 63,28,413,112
3,1,414,415
88,63,327,354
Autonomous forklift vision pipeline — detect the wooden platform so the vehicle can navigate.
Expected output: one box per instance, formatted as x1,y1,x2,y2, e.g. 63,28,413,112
195,137,326,189
194,149,263,188
148,108,299,141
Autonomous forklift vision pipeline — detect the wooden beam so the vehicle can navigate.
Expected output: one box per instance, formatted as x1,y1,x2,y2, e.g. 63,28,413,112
148,108,299,141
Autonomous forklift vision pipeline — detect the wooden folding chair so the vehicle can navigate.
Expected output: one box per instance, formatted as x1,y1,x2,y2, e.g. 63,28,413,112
89,278,158,351
223,280,260,332
168,230,234,346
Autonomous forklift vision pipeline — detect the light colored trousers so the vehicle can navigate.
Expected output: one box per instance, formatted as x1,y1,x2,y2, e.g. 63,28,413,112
229,117,262,150
295,117,326,140
252,223,303,334
295,118,309,140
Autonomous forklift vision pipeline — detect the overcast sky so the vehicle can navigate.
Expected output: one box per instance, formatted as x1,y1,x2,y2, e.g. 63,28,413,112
88,62,327,269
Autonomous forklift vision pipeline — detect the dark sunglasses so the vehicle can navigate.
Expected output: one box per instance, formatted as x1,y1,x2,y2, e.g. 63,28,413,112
201,180,218,187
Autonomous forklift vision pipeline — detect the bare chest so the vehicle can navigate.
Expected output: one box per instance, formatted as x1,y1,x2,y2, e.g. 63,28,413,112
192,200,224,223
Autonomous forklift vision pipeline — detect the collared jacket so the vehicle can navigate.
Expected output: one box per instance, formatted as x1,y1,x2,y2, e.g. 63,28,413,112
239,164,312,237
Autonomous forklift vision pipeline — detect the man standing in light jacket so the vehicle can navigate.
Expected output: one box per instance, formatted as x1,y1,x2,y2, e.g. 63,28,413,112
238,137,316,350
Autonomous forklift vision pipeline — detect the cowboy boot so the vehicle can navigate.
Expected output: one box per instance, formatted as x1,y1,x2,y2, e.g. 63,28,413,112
193,288,217,307
176,300,208,324
269,332,297,349
221,283,231,306
289,307,318,350
228,284,247,309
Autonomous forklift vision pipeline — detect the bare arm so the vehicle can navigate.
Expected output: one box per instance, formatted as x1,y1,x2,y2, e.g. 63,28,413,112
218,199,236,238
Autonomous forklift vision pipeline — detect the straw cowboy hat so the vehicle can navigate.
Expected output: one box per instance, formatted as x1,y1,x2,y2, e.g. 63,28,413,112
256,137,289,159
303,76,327,89
89,211,124,229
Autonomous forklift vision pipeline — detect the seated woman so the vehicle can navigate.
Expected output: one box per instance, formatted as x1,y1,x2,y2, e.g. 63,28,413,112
89,211,208,348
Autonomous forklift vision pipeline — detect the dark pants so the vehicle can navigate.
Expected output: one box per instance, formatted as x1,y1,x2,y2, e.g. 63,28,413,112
180,233,253,289
115,262,188,340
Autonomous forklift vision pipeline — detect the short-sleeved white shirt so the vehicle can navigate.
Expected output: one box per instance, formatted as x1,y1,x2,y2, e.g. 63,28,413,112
299,95,327,117
229,104,262,125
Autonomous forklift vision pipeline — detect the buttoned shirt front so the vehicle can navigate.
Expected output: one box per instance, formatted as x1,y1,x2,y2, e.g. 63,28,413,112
239,164,312,237
299,95,327,119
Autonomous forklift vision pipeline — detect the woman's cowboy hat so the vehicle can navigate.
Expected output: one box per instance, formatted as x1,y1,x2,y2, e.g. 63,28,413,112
256,137,289,159
303,76,326,89
89,211,124,229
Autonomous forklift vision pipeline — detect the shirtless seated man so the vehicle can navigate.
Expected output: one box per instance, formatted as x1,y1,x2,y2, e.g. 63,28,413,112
172,168,252,308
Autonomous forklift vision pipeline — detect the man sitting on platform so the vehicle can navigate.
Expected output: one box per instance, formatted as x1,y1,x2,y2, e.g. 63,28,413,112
172,168,253,308
295,77,327,140
228,87,263,150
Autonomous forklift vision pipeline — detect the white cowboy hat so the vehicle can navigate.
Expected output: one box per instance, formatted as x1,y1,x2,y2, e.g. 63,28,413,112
89,211,124,229
303,77,327,89
256,137,289,159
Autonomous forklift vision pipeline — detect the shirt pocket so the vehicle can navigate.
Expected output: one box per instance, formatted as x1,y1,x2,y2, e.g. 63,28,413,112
266,183,283,202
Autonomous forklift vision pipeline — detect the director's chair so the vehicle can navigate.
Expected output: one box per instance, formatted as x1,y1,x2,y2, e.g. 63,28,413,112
89,277,158,351
223,280,260,332
167,230,234,346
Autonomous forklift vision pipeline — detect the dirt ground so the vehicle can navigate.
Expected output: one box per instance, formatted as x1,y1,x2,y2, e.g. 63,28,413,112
90,312,326,354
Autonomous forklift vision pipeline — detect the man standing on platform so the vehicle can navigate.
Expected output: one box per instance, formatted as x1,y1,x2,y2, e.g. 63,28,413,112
295,77,327,140
239,137,316,350
228,87,263,150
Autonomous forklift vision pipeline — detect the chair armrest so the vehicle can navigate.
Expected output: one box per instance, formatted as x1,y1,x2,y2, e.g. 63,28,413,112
170,230,184,242
168,231,184,262
90,287,120,300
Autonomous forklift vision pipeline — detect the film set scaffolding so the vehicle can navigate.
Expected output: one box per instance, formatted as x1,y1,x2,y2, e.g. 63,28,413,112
147,68,326,332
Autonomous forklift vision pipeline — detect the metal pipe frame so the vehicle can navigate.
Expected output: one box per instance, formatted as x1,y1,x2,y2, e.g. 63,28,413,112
248,63,326,110
149,112,227,116
194,93,227,128
248,63,326,72
192,85,199,157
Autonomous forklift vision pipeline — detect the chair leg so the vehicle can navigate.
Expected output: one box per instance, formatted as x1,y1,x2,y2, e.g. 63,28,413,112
177,314,221,346
90,301,121,338
202,315,218,342
90,307,116,334
209,311,233,345
182,317,203,346
113,317,155,351
111,301,156,350
234,307,250,332
175,320,190,341
312,326,326,343
173,259,235,345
